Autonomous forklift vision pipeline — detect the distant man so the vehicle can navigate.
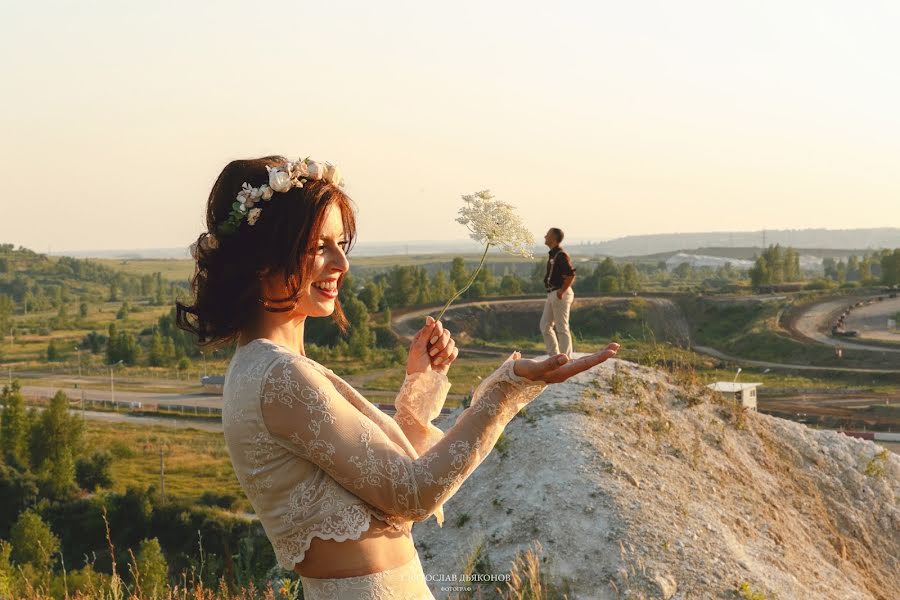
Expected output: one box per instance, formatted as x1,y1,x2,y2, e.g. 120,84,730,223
540,227,576,356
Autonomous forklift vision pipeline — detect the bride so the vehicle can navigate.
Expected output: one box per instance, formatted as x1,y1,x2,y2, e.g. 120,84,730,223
177,156,619,599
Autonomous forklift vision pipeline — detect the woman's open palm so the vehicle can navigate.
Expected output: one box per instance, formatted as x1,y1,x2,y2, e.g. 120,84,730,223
513,343,620,383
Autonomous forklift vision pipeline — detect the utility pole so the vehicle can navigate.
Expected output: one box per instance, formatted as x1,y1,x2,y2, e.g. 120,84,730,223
74,346,82,379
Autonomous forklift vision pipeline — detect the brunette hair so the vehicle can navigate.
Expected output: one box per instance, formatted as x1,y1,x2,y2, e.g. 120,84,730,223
176,155,356,348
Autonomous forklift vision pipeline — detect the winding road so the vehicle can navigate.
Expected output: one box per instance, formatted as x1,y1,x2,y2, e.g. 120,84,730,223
791,295,900,354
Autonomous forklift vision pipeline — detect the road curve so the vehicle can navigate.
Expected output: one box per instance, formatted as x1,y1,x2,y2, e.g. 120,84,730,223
791,295,900,354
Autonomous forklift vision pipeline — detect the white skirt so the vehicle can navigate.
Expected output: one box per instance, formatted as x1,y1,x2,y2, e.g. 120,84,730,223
298,552,434,600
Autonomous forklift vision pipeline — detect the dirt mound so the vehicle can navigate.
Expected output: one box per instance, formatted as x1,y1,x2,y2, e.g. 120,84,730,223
415,358,899,599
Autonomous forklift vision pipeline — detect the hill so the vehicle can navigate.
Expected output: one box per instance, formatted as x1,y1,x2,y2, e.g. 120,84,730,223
572,228,900,257
416,358,899,599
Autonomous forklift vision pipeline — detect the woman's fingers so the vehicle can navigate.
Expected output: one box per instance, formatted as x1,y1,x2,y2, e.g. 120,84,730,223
434,346,459,373
512,343,620,383
428,320,445,347
513,354,569,381
432,336,455,363
542,343,620,383
412,316,437,351
429,328,452,357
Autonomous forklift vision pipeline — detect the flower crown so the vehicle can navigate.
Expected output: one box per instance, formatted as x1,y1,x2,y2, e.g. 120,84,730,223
216,157,344,236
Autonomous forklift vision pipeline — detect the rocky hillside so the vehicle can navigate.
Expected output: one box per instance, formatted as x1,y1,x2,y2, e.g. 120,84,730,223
414,357,900,600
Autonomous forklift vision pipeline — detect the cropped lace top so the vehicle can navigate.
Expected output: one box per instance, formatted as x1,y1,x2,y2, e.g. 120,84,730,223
222,338,546,570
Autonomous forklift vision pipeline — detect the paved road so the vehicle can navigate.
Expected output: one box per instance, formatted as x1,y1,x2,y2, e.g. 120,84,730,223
792,295,900,354
21,385,224,408
692,345,900,374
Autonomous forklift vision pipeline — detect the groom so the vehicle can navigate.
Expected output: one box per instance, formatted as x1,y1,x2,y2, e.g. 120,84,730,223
540,227,576,357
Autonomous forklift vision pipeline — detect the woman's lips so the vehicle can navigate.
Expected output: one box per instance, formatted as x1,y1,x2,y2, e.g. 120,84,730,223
313,283,339,299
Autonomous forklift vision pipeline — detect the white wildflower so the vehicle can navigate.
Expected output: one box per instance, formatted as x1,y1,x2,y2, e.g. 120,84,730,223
455,189,535,258
435,189,535,320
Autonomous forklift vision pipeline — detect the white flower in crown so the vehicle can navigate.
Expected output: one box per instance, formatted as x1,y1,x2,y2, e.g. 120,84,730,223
219,156,345,236
267,165,293,193
307,160,326,180
324,163,343,186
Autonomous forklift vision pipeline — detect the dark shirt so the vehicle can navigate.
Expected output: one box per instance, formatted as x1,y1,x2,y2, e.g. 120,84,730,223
544,247,576,291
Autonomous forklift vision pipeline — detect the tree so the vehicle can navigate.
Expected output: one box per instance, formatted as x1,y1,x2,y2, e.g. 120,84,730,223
598,275,620,294
10,510,60,569
28,390,83,473
148,330,166,367
1,382,28,467
75,450,113,492
46,339,61,361
79,302,89,319
133,538,169,599
672,262,693,280
621,264,641,291
0,541,12,598
0,294,13,334
176,357,191,379
881,249,900,285
116,302,131,320
449,257,468,291
357,282,383,313
43,446,77,499
343,296,373,359
431,270,452,301
499,274,523,295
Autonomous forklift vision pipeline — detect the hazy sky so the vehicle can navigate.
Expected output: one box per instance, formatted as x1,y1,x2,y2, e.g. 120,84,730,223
2,1,899,252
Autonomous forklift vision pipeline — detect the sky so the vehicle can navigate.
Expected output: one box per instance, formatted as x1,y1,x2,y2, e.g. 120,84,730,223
1,0,899,253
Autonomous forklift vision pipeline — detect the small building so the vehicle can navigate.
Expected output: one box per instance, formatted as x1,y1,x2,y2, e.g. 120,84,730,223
201,375,225,393
706,382,761,410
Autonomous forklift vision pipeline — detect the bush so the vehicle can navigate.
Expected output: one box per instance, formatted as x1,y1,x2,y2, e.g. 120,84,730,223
199,491,237,510
76,451,113,492
10,510,59,569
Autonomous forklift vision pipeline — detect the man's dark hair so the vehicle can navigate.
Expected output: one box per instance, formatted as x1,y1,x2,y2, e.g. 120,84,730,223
549,228,564,243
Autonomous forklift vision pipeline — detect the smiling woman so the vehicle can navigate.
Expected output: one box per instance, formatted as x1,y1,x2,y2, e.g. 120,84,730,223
175,155,357,348
175,155,619,599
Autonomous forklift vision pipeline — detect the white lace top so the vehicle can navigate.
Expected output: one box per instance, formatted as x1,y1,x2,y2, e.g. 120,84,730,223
222,338,546,570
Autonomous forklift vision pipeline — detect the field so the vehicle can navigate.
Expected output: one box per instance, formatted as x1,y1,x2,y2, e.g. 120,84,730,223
84,420,250,512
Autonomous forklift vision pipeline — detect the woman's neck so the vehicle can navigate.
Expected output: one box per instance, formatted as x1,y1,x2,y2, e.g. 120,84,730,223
243,315,307,356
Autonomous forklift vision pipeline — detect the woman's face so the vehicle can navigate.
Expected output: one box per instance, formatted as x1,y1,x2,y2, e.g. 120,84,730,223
261,203,350,319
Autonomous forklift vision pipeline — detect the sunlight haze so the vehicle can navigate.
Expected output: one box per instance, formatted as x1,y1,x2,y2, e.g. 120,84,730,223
2,0,899,252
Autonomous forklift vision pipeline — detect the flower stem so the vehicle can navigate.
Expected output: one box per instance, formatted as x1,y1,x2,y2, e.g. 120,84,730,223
436,243,491,322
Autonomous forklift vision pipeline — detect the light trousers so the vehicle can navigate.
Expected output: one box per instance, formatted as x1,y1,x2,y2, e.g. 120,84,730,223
540,288,574,357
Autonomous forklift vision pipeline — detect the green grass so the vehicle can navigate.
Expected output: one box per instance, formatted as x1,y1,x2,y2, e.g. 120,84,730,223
83,420,250,513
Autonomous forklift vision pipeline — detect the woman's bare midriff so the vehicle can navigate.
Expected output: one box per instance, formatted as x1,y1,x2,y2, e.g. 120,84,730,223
293,516,416,578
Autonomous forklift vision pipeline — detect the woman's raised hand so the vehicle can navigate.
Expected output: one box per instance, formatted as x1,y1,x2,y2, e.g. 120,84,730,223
513,343,620,384
407,316,459,375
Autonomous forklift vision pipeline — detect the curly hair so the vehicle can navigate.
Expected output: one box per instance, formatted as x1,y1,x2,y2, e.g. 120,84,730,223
176,155,356,349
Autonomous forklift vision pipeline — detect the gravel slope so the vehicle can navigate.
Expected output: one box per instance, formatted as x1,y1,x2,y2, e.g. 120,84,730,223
414,357,900,600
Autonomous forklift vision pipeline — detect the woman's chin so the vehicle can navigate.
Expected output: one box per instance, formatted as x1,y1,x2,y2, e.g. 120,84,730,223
308,300,336,317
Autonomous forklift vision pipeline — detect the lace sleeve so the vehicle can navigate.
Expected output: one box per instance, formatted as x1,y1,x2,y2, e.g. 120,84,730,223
393,370,451,455
259,354,546,522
